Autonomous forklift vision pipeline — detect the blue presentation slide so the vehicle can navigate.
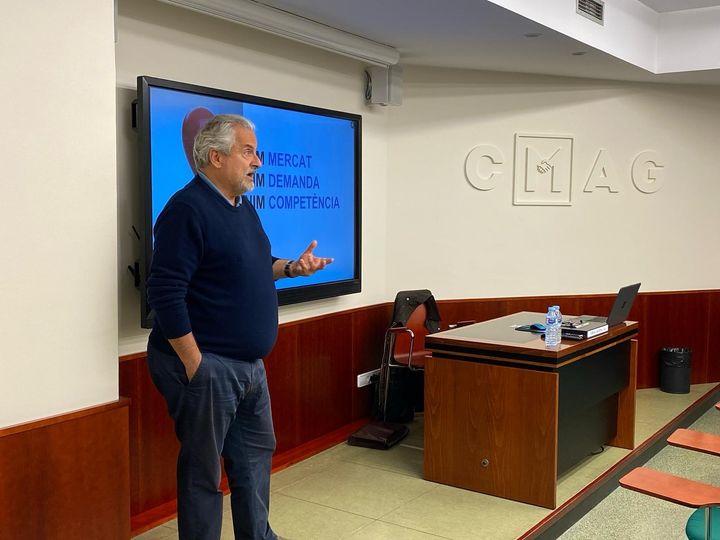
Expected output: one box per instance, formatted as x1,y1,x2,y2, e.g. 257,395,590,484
148,86,357,289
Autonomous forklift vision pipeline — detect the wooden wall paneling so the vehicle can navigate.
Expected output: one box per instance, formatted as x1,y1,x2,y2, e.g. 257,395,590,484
502,296,581,320
138,361,180,512
576,295,615,322
120,356,180,516
708,291,720,383
641,292,710,388
265,325,301,452
119,359,141,515
437,299,506,327
351,304,393,420
0,401,131,540
551,297,583,319
296,313,354,441
502,297,549,317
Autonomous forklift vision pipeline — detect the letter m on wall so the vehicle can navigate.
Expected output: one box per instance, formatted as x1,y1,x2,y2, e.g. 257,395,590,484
513,133,574,206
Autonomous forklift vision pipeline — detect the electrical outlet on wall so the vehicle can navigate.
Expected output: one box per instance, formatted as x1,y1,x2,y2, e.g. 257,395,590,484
357,369,379,388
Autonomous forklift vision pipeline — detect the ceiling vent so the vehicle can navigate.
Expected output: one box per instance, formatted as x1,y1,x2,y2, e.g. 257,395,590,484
577,0,604,25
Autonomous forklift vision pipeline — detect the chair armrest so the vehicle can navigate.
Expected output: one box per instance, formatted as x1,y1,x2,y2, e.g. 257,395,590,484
386,327,417,369
388,326,414,337
619,467,720,508
668,429,720,457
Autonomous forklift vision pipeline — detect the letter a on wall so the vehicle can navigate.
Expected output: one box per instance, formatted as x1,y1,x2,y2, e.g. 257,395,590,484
584,149,620,193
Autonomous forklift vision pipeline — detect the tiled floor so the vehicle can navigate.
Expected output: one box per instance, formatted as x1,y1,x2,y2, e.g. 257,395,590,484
136,383,716,540
561,394,720,539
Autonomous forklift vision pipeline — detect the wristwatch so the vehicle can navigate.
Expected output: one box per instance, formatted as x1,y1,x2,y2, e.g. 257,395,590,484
283,260,295,278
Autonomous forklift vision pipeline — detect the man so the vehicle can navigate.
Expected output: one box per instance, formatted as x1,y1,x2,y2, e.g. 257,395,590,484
146,114,331,540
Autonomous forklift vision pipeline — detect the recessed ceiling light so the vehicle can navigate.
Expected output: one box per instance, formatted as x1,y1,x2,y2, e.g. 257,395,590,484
572,51,588,56
524,32,542,38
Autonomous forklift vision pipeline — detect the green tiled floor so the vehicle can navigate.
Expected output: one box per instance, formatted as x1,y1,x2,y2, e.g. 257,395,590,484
561,392,720,540
137,383,716,540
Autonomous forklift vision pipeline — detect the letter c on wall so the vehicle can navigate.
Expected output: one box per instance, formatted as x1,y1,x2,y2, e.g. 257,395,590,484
632,150,665,194
465,145,505,191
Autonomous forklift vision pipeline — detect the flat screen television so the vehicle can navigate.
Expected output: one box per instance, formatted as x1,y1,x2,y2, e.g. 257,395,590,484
136,76,361,328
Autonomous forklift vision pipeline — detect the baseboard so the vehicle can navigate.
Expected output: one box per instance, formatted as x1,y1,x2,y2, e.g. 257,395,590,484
130,417,369,536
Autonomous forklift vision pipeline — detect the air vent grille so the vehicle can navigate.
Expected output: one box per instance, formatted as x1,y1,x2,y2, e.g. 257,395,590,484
577,0,604,25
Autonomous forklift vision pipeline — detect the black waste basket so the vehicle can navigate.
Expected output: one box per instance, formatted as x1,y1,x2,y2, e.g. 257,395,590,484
659,347,692,394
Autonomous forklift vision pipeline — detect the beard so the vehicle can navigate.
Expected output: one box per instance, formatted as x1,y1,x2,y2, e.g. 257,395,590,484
236,172,255,195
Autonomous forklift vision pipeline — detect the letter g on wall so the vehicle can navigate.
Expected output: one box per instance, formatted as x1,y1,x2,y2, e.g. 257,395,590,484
632,150,665,194
464,145,505,191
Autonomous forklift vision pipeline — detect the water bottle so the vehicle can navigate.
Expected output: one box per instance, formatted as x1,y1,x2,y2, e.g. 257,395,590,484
545,306,561,347
553,305,563,329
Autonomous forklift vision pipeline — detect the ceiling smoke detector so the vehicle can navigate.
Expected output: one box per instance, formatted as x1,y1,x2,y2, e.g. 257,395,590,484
577,0,604,25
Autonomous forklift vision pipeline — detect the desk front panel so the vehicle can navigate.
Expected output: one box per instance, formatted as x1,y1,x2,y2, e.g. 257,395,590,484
424,355,559,509
423,321,637,509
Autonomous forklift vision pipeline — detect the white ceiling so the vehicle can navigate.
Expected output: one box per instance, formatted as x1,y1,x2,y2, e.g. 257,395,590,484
638,0,720,12
258,0,720,85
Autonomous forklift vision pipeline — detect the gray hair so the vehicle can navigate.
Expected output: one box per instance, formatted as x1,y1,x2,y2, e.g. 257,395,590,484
192,114,255,169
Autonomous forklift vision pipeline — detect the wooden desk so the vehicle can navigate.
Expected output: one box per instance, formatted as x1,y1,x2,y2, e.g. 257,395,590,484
423,312,639,509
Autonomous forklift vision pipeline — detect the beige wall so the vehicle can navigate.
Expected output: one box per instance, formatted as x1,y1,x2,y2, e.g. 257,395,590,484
117,1,720,353
3,0,719,427
116,0,390,354
387,67,720,299
0,1,118,427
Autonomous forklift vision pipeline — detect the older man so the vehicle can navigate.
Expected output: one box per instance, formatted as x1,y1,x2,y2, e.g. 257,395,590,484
147,114,331,540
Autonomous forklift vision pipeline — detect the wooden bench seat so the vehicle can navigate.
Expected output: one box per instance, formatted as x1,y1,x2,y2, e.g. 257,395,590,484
619,467,720,508
668,429,720,457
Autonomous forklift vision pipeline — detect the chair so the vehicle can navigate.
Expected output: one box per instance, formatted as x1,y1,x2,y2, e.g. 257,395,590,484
619,401,720,539
377,290,440,423
378,290,475,423
347,290,474,450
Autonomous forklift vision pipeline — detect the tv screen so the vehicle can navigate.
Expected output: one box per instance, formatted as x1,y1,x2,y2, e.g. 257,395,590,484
136,76,361,328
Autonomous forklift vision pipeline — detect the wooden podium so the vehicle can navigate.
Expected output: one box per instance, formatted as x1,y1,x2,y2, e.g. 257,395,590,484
423,312,638,509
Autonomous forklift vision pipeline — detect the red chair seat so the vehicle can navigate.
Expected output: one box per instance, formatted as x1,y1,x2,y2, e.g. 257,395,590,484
393,350,431,368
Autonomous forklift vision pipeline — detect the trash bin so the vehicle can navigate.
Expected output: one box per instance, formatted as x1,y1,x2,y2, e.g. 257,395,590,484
659,347,692,394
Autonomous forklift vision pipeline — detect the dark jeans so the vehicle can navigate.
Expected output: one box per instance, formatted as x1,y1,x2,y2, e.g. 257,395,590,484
147,344,277,540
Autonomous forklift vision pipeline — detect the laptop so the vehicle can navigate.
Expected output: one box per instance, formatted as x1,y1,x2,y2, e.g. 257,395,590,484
568,283,641,328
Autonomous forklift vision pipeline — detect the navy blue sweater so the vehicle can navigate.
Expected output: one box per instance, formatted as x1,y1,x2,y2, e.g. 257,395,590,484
148,176,278,361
